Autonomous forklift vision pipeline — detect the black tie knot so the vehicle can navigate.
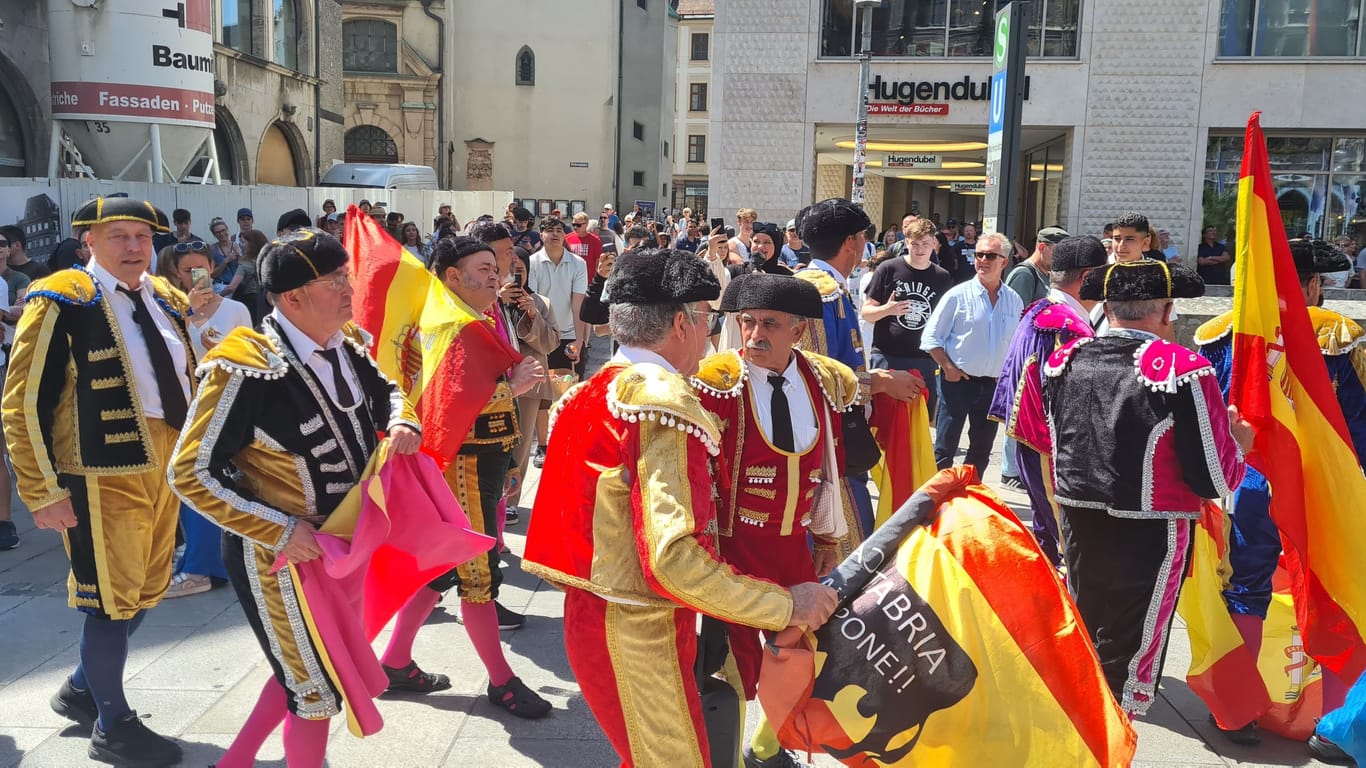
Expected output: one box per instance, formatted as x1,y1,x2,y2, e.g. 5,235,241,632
768,373,786,390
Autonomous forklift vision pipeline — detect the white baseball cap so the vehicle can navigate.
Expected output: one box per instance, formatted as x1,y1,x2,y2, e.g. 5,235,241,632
603,204,615,211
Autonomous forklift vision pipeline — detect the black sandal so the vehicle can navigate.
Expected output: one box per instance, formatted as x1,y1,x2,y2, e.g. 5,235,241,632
383,661,451,694
487,676,551,719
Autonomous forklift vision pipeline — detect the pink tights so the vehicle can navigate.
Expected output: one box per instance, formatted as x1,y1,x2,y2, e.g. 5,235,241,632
461,598,514,688
215,678,330,768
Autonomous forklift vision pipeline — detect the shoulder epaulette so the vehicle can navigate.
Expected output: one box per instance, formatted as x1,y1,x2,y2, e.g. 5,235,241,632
26,268,100,307
691,349,746,398
1193,310,1234,347
1133,338,1215,393
610,362,720,456
1308,307,1366,356
1043,337,1094,378
799,351,859,412
1032,300,1093,337
197,328,287,380
147,274,188,319
795,268,843,302
341,322,375,355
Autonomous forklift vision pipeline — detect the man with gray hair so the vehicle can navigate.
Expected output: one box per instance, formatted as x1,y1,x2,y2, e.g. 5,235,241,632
524,247,839,766
1043,259,1252,717
921,230,1023,475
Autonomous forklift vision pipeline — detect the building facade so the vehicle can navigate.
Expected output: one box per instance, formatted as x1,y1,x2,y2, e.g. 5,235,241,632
437,0,677,217
0,0,343,187
671,0,714,218
711,0,1366,253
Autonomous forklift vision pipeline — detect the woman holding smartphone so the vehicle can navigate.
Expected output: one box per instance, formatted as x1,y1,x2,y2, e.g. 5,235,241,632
162,242,253,598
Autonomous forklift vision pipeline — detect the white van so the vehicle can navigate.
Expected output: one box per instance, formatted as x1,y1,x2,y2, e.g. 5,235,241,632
320,163,439,189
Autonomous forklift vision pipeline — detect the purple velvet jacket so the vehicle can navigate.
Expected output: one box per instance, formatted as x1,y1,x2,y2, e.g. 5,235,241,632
988,295,1094,455
1042,330,1246,519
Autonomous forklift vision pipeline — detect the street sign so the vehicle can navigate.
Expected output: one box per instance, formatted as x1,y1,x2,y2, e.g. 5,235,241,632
951,182,986,192
982,1,1029,238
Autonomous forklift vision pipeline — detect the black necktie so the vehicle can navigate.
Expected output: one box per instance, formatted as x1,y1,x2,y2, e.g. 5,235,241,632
115,286,187,430
768,373,795,452
317,347,356,408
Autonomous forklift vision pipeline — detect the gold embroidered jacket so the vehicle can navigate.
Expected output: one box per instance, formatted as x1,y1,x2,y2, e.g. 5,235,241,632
2,268,193,512
169,318,418,552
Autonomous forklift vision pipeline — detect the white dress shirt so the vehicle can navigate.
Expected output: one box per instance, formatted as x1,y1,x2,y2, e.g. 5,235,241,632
272,309,359,409
1047,287,1088,318
528,248,588,340
920,276,1024,378
89,260,191,419
612,345,677,374
745,355,818,453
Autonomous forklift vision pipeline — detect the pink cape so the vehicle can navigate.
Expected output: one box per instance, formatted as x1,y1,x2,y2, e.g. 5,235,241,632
276,450,496,736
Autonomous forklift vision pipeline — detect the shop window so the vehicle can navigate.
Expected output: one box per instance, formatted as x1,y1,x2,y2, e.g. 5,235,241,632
689,83,708,112
688,135,706,164
1218,0,1365,57
691,33,710,61
272,0,300,70
633,171,646,187
222,0,254,54
343,20,398,73
516,47,535,86
1203,133,1366,241
819,0,1079,58
345,125,399,164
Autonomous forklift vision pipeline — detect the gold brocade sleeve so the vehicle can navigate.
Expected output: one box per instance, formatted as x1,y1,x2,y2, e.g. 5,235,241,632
632,419,794,631
169,365,295,551
2,296,70,511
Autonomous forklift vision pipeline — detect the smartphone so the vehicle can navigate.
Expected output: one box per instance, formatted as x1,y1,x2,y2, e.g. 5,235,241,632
510,272,524,289
710,217,725,232
190,267,211,291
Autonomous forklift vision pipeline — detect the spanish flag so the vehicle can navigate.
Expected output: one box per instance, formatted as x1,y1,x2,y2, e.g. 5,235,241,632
345,208,522,466
1230,112,1366,681
1179,502,1324,736
868,389,937,526
758,467,1135,767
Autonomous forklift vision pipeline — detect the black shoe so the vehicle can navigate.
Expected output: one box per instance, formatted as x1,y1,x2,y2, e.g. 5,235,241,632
532,448,546,468
0,520,18,550
383,661,452,694
744,745,809,768
50,677,98,725
88,711,183,768
504,507,521,526
487,676,551,719
999,475,1025,491
496,601,525,631
1309,733,1355,765
1209,714,1261,746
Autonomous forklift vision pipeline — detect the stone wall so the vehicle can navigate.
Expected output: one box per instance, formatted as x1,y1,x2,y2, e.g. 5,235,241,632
0,1,52,176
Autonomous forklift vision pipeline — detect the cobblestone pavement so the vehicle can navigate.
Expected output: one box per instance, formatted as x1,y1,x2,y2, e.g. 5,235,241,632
0,344,1337,766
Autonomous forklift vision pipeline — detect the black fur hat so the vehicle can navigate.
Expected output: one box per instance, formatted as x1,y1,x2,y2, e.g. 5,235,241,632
606,247,720,305
259,228,349,293
1079,259,1205,302
719,273,822,318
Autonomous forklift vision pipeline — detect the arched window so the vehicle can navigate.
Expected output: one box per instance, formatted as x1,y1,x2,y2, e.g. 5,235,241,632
272,0,300,70
0,83,26,178
345,126,399,164
343,20,398,73
515,46,535,86
222,0,254,54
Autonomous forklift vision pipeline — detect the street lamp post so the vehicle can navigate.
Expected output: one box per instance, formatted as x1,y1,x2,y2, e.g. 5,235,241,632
851,0,878,206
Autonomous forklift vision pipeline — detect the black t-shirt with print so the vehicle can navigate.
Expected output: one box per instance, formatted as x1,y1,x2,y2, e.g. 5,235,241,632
864,258,954,358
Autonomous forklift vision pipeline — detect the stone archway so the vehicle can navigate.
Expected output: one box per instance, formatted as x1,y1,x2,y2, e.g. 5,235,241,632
214,106,251,184
0,52,46,177
256,119,311,186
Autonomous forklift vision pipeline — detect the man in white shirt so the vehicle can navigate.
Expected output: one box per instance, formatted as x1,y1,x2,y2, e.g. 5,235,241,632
922,231,1023,475
526,216,588,464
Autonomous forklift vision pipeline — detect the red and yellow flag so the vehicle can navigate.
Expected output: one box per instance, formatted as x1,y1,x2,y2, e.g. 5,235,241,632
345,208,522,466
1179,501,1325,736
869,389,937,526
759,468,1135,767
1229,112,1366,681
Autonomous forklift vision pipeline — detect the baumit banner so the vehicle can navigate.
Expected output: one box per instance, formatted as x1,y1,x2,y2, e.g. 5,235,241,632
49,0,215,128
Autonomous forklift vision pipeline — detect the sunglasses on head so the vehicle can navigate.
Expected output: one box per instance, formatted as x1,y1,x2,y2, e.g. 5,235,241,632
173,241,208,253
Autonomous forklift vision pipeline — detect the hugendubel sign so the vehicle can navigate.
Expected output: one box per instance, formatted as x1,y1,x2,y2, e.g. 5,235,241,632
866,74,1031,118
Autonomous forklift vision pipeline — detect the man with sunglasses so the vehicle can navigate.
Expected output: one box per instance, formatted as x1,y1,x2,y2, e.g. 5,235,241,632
169,228,428,765
566,211,604,278
525,248,839,767
4,197,193,765
527,216,588,467
921,230,1023,477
